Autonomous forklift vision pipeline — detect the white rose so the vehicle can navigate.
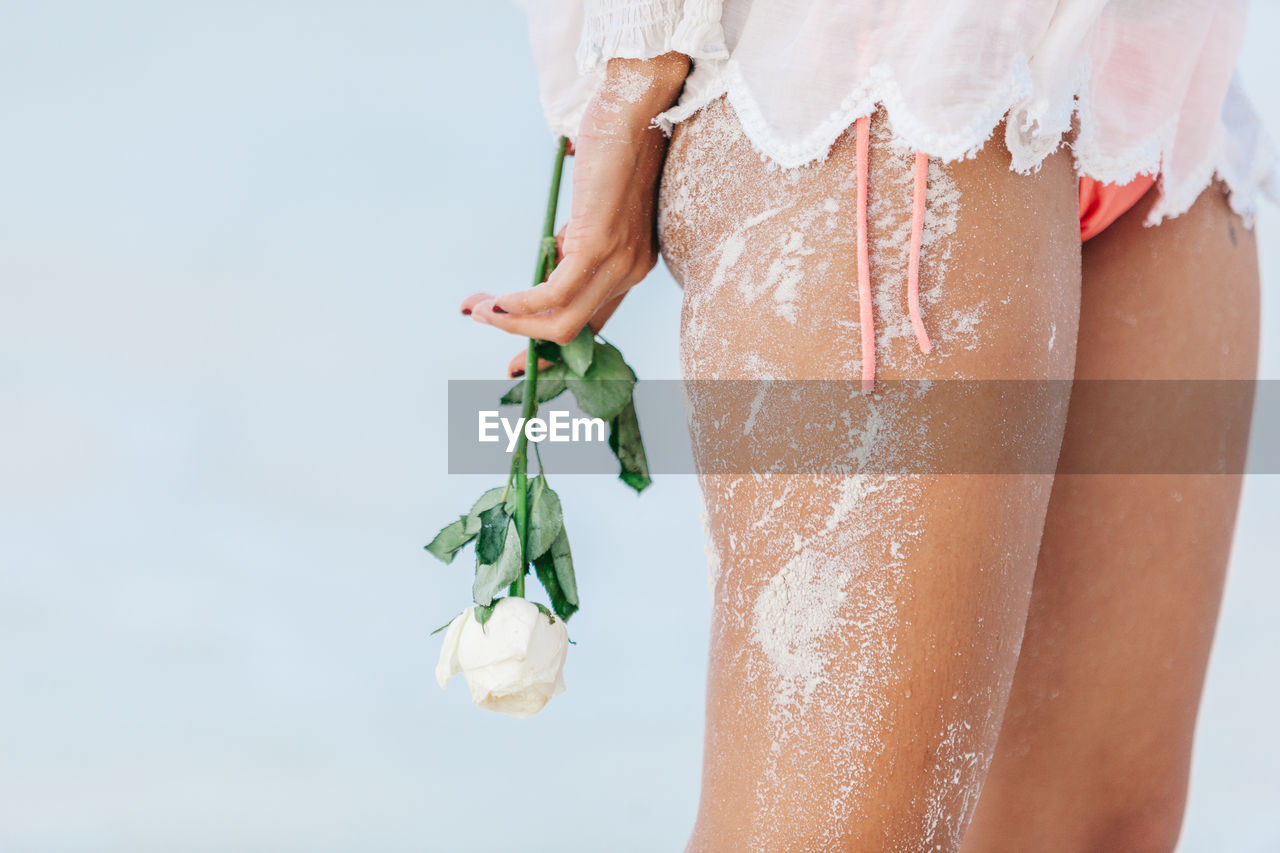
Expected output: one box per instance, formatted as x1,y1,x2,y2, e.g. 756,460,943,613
435,597,569,718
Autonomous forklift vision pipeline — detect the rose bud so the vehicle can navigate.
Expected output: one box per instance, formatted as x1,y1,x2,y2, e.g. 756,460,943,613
435,597,568,718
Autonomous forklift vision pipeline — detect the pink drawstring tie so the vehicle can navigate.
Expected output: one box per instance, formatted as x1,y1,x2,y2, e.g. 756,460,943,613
853,116,932,391
907,151,932,354
854,117,875,392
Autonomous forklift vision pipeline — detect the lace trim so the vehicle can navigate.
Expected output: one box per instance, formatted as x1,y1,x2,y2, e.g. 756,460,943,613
658,54,1039,168
653,55,1278,228
1070,73,1169,191
1004,56,1091,175
1073,77,1278,227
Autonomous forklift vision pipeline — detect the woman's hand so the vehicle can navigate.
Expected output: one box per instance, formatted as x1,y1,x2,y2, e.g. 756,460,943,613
462,232,628,377
461,53,689,359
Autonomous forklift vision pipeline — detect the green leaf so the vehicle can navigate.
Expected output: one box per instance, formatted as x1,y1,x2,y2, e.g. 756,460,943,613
465,488,507,535
535,375,568,403
473,602,495,627
425,486,510,563
549,529,577,606
566,341,635,421
560,326,595,376
425,515,474,564
534,557,574,622
534,556,575,621
475,503,510,565
499,363,569,405
587,341,635,381
526,477,564,560
533,340,561,362
534,528,578,620
609,399,652,494
473,518,523,606
504,485,522,516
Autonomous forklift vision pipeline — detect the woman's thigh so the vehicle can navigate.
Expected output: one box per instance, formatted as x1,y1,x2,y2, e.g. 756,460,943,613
962,183,1260,853
659,99,1082,851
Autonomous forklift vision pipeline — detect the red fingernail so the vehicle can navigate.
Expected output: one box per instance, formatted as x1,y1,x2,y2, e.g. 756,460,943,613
461,308,472,316
492,304,507,314
511,369,525,378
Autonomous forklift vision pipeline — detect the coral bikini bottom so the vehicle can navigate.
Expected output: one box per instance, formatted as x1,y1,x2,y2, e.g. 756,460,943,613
1078,172,1159,241
851,113,1158,389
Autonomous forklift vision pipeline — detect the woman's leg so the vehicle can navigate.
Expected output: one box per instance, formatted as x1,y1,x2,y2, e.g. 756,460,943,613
660,99,1082,852
961,184,1260,853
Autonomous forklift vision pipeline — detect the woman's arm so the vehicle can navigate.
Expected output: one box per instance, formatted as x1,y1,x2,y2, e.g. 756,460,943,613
461,52,690,350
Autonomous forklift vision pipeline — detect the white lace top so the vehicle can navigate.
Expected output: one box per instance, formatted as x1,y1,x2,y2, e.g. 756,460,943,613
524,0,1279,226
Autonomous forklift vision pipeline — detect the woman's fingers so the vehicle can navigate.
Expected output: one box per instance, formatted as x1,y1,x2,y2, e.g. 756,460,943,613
473,257,633,344
495,248,640,315
461,244,600,321
503,291,626,378
459,291,494,316
471,296,594,345
487,251,599,316
462,244,631,346
506,351,555,378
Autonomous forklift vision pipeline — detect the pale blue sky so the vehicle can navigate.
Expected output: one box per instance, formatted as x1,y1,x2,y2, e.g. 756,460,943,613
0,3,1277,851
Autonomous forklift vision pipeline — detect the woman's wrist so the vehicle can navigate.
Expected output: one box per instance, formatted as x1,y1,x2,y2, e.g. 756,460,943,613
599,53,690,130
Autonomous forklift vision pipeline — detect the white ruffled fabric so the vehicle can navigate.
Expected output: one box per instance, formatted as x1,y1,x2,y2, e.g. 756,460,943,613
523,0,1279,226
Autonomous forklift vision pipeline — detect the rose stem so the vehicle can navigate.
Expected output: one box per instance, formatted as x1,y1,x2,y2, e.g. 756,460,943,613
510,135,569,599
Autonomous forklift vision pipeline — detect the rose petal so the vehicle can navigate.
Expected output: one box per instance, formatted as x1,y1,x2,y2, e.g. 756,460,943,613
434,609,469,689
